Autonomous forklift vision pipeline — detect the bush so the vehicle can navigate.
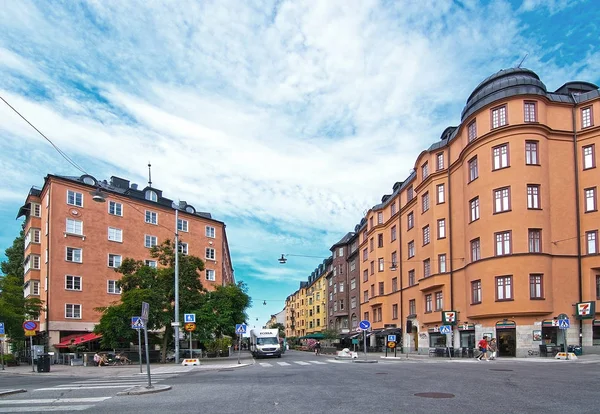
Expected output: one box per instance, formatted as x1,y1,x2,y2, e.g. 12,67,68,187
205,337,232,355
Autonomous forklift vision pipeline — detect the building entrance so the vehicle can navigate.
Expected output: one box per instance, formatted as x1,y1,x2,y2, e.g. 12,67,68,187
496,320,516,357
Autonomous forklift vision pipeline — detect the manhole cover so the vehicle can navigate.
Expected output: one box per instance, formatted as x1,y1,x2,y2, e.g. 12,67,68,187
414,393,455,399
489,369,513,372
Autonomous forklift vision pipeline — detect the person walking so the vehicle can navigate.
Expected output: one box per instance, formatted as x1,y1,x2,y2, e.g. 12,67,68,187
93,353,100,367
488,338,498,360
476,336,489,361
314,341,321,356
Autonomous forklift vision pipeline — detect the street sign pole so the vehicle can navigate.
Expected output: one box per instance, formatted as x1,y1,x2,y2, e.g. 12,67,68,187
363,329,368,361
1,338,4,371
143,321,152,388
237,334,242,364
30,335,34,372
138,328,142,374
189,332,193,359
174,207,180,365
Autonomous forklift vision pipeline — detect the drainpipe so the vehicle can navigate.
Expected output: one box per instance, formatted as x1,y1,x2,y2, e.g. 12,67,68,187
397,204,403,351
45,183,51,351
447,143,455,349
570,94,583,347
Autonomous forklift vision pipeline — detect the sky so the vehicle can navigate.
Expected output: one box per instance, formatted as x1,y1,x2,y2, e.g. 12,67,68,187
1,0,599,329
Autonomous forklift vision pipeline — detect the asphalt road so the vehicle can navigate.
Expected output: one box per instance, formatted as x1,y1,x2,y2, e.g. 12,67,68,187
1,351,599,413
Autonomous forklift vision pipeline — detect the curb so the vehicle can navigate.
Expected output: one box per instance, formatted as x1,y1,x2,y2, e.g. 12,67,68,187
117,384,172,396
0,389,27,396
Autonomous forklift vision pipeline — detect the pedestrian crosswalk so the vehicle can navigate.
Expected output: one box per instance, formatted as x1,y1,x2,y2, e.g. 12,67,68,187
0,397,111,412
257,359,347,367
33,372,176,392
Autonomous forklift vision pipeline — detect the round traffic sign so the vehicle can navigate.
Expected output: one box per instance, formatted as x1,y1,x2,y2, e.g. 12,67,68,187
23,320,39,331
184,322,196,332
359,320,371,330
387,341,396,348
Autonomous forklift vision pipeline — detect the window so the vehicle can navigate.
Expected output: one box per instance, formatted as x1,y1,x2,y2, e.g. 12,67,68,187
437,152,444,171
31,281,40,296
370,261,375,275
407,212,414,230
363,290,369,302
495,231,511,256
391,202,397,215
66,218,83,235
425,294,432,313
351,297,357,309
108,280,121,294
423,258,431,277
408,270,415,286
30,228,41,244
32,255,40,270
351,278,356,290
109,201,122,216
67,190,83,207
378,212,383,224
145,190,158,202
408,241,415,258
468,120,477,142
369,238,374,251
340,300,344,311
66,247,82,263
363,230,368,242
422,162,429,179
178,219,189,232
422,192,430,213
205,226,216,238
437,219,446,239
409,299,416,316
206,269,216,281
378,258,384,272
494,187,511,213
585,187,597,212
470,197,480,222
581,106,593,128
391,225,397,241
493,144,509,170
392,304,398,319
379,282,384,295
334,283,337,294
371,284,375,297
597,275,600,299
527,185,541,209
31,203,41,217
587,231,598,255
392,278,398,292
338,247,344,257
178,242,188,255
491,105,507,128
66,304,81,319
362,248,368,262
108,227,123,242
524,101,537,122
363,269,368,282
145,211,158,225
437,184,445,204
378,233,384,248
407,186,414,201
530,274,543,299
525,141,539,165
422,226,430,245
391,251,397,268
438,254,447,273
145,235,157,248
496,276,513,301
583,145,596,169
65,275,82,291
350,259,356,272
529,229,541,253
340,282,344,292
108,254,122,268
468,157,478,182
471,280,481,304
206,248,216,260
435,291,443,311
145,260,157,268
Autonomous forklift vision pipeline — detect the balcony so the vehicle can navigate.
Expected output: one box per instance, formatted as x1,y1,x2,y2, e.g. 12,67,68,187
418,273,449,292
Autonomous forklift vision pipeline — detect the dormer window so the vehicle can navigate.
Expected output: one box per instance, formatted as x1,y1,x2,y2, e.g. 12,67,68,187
145,190,158,202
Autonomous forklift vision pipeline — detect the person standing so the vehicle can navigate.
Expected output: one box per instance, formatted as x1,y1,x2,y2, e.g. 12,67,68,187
314,341,321,355
488,338,497,360
93,353,100,367
476,336,489,361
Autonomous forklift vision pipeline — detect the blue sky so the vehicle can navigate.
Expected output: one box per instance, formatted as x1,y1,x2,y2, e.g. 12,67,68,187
1,0,599,328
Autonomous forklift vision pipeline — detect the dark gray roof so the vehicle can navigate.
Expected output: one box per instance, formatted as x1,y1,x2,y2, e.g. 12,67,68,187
330,232,356,250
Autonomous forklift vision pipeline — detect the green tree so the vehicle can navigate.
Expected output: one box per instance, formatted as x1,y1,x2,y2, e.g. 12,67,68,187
0,225,25,279
94,239,205,362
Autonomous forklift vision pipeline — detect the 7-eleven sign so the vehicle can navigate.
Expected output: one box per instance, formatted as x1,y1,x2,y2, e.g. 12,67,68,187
576,302,595,319
442,311,457,325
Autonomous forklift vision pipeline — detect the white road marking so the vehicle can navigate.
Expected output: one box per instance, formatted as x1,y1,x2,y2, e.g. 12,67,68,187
0,406,96,412
276,362,291,366
0,397,111,405
34,385,134,391
259,362,272,367
309,360,327,364
293,361,310,365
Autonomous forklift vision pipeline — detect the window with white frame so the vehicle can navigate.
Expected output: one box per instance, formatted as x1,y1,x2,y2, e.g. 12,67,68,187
66,218,83,235
437,184,445,204
422,192,430,213
471,238,481,261
377,212,383,224
583,145,595,169
527,185,541,209
470,197,480,222
31,202,41,217
31,280,40,296
108,254,122,268
206,248,215,260
468,157,478,182
108,227,123,242
524,101,537,122
581,106,593,128
471,280,482,304
391,202,397,215
144,235,157,248
107,280,121,294
493,144,509,169
206,226,216,238
495,231,511,256
340,282,344,292
334,283,337,294
65,275,82,291
587,231,598,255
145,190,158,202
66,247,82,263
178,242,188,255
66,304,81,319
528,229,541,253
438,254,447,273
351,297,357,309
425,294,432,312
145,260,157,268
407,212,414,229
422,162,429,179
67,190,83,207
407,186,414,201
468,120,477,142
145,211,158,225
350,259,356,272
496,276,513,300
494,187,511,213
437,152,444,171
423,226,430,245
109,201,123,216
435,291,443,311
491,105,507,128
437,219,446,239
378,258,384,272
177,219,188,232
350,278,356,290
408,240,415,258
585,187,597,212
423,259,431,277
525,141,539,165
338,247,344,257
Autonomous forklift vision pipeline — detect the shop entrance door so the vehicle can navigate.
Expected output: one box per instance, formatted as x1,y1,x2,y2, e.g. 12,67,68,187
497,329,516,357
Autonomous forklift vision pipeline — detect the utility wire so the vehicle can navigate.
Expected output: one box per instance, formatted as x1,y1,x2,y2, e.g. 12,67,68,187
0,94,88,175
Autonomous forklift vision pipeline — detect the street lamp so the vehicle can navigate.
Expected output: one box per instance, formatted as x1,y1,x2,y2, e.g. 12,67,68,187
277,253,329,264
172,201,185,365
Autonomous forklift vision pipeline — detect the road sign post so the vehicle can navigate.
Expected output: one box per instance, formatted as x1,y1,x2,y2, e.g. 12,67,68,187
558,314,570,360
141,302,152,388
132,317,143,373
0,322,4,371
235,324,247,364
359,320,371,361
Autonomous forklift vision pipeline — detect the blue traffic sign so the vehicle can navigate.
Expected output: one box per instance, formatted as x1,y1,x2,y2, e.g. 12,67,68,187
439,325,452,334
0,322,4,335
235,324,247,334
131,316,144,329
558,318,570,329
387,334,397,342
184,314,196,323
359,320,371,330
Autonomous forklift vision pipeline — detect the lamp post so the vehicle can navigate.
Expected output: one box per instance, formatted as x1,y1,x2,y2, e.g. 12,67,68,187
173,202,181,365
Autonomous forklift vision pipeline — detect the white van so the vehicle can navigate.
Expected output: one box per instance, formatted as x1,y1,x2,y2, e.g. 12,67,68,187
249,329,282,358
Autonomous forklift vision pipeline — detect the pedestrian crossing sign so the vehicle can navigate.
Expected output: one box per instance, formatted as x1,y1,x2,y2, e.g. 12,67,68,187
236,324,247,334
131,316,144,329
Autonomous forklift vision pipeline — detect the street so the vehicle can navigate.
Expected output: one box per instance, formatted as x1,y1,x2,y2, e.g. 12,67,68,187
1,351,599,413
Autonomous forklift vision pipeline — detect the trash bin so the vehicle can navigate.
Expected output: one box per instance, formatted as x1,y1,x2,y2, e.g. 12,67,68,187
37,354,51,373
567,345,583,356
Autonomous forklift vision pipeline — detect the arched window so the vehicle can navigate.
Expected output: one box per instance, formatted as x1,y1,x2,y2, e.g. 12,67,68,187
145,190,158,202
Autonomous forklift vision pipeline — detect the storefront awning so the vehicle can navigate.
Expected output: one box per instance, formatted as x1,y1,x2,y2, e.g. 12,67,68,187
54,333,102,348
367,329,384,337
299,333,325,340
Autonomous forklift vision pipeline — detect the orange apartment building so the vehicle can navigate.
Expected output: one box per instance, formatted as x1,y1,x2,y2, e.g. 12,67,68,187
357,68,600,357
18,174,234,352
